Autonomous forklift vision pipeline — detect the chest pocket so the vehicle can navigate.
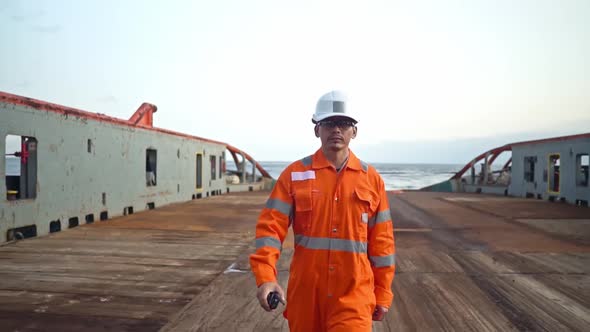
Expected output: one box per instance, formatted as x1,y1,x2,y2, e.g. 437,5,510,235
292,181,313,234
353,187,379,238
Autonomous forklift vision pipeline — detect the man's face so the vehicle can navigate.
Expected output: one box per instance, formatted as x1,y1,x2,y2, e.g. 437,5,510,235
315,117,357,152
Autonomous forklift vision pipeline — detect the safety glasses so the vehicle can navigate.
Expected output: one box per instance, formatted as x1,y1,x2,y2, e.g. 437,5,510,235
318,120,356,129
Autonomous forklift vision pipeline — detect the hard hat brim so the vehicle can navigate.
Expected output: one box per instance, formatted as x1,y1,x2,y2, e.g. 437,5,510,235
312,113,358,124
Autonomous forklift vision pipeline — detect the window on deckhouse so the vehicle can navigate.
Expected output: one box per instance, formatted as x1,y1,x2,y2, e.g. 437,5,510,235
5,135,37,200
577,154,589,187
146,149,157,186
524,156,536,183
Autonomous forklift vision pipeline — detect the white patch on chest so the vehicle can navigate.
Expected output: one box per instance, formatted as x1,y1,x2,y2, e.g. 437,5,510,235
291,170,316,181
361,213,369,223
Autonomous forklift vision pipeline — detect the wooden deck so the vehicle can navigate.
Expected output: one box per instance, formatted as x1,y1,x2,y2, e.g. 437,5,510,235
1,191,589,331
0,192,266,331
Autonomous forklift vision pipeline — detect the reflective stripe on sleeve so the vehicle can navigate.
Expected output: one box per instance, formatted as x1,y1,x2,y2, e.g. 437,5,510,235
294,235,367,253
255,236,282,250
265,198,292,216
369,209,392,228
360,160,369,172
369,254,395,267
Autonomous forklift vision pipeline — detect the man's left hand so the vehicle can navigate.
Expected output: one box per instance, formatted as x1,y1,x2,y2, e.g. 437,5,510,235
372,305,389,321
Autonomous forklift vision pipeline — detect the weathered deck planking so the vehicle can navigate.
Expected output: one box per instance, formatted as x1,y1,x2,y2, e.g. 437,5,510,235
0,192,269,332
380,192,590,332
1,191,590,331
161,191,590,332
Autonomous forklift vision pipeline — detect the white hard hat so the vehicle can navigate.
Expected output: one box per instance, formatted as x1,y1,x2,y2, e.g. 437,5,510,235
312,90,358,124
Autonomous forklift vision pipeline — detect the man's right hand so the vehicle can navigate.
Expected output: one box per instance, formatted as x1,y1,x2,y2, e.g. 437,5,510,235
256,282,286,311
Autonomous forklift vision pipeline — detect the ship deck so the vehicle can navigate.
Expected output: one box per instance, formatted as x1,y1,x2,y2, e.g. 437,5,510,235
1,191,589,331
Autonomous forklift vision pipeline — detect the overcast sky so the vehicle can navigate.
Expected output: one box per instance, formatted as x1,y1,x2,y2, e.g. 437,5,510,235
1,0,589,163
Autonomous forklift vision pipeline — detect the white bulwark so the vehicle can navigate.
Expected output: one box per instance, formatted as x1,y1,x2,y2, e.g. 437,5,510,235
421,133,589,207
0,92,271,244
510,135,590,204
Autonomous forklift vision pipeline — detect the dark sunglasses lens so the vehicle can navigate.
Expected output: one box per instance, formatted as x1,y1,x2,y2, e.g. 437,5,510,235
321,120,353,128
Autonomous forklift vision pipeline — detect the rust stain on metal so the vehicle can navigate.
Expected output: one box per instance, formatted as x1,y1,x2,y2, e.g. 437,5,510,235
139,191,173,198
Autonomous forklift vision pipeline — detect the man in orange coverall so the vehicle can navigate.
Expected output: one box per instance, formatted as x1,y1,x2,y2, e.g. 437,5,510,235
250,90,396,331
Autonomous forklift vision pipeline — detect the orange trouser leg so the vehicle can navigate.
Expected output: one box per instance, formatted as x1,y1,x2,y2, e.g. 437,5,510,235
285,281,324,331
324,294,374,332
288,302,372,332
287,316,323,332
326,316,372,332
286,301,324,332
287,292,374,331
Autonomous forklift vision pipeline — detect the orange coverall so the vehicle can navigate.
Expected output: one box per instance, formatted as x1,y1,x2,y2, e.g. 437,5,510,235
250,149,396,331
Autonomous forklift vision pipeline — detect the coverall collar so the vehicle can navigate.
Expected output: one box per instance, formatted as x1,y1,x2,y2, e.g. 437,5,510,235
311,148,366,172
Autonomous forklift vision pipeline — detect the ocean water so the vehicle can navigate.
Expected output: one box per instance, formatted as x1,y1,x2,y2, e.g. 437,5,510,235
6,157,461,190
260,161,462,191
